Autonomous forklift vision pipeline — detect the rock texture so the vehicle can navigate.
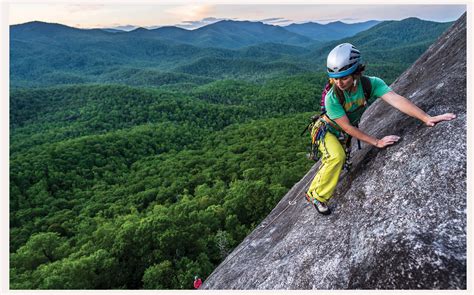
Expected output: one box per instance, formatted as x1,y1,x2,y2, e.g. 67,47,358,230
202,13,466,290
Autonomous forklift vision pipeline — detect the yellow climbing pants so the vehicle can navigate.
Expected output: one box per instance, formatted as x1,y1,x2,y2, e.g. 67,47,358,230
307,131,346,203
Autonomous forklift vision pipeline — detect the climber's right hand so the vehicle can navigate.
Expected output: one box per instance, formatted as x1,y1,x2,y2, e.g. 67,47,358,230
375,135,400,148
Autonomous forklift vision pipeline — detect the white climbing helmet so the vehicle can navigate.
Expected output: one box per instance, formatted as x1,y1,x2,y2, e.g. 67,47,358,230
326,43,361,78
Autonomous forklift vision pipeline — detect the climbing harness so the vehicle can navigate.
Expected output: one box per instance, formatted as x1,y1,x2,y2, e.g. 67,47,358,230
302,76,373,172
302,115,352,171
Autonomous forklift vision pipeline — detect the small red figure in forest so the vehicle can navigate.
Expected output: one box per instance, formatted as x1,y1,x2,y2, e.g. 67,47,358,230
193,276,202,289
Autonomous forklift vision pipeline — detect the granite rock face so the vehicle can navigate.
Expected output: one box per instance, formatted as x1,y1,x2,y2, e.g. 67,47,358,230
202,13,466,290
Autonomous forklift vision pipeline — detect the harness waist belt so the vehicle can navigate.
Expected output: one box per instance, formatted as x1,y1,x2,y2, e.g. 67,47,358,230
321,114,344,132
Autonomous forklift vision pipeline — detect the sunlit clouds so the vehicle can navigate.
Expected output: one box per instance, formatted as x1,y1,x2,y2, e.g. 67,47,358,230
164,4,215,23
9,3,467,30
177,17,231,29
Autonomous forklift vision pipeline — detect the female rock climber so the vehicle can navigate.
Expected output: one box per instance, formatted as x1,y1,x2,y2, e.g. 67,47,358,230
305,43,456,215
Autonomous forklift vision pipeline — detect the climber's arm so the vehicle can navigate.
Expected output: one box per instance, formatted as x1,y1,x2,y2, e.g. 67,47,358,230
381,91,456,126
334,115,399,148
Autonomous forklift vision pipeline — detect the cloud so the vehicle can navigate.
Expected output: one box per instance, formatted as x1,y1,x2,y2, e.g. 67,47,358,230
175,16,294,29
175,17,232,29
202,17,221,22
310,17,362,24
164,4,220,29
165,4,214,21
258,17,293,25
311,17,376,24
109,25,138,31
259,17,282,22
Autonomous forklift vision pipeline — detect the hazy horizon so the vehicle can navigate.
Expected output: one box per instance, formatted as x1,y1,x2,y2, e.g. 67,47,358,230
11,18,403,32
9,3,466,30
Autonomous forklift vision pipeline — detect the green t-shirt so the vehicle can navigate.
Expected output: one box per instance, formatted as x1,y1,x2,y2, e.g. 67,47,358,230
325,76,392,128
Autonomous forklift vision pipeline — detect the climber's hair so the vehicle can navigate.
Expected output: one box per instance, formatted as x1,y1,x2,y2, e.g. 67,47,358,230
352,64,366,78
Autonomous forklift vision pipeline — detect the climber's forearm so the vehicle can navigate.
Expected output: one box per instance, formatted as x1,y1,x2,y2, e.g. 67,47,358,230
381,91,431,124
344,125,379,146
334,116,378,146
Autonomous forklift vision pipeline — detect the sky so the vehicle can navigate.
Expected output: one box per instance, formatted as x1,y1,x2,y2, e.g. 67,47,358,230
7,1,467,30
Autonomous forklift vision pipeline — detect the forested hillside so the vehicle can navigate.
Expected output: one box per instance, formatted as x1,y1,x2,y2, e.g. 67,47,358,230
284,20,380,41
10,18,451,88
9,16,453,289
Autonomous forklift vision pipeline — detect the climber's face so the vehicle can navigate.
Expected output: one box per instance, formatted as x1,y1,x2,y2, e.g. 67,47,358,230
333,75,354,91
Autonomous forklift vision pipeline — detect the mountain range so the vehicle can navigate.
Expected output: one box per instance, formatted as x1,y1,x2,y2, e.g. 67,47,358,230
10,18,452,88
101,19,381,42
284,20,380,41
12,19,380,50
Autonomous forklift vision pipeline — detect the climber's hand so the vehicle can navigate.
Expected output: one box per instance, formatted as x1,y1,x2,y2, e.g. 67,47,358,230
424,113,456,127
376,135,400,148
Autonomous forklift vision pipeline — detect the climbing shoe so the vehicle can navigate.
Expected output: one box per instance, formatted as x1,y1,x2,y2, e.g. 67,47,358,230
305,193,331,215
